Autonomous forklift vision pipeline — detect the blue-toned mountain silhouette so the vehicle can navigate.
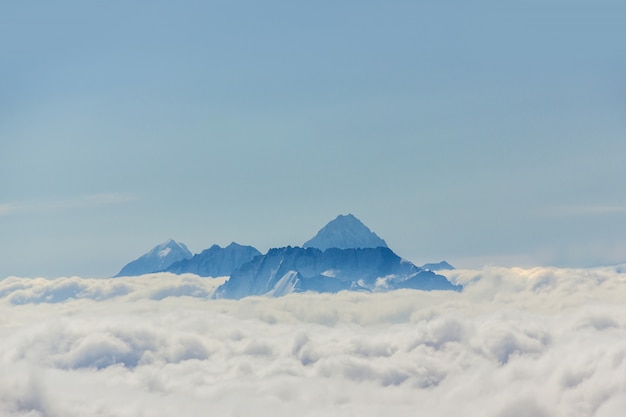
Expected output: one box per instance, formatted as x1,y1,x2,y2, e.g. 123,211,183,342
303,214,388,250
214,214,460,299
214,246,460,299
115,239,192,277
165,242,261,277
114,215,460,298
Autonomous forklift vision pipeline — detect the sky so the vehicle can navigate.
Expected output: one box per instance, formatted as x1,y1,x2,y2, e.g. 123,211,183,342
2,1,626,278
2,265,626,416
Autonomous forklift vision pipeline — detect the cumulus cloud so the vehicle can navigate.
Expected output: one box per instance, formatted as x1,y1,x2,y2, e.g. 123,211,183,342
0,273,224,304
1,265,626,416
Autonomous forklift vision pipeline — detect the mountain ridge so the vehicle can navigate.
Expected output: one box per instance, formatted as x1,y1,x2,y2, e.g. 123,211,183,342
214,246,460,299
422,261,455,271
165,242,261,277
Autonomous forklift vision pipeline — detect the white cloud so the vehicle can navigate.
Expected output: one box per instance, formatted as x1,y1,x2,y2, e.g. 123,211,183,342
0,202,25,216
1,265,626,416
0,273,223,304
0,193,136,217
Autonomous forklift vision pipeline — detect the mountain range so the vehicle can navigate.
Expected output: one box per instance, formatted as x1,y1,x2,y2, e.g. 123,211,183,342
165,243,261,277
214,246,460,299
114,214,460,297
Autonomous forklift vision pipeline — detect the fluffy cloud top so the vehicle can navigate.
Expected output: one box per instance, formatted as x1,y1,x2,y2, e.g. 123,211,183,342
1,265,626,416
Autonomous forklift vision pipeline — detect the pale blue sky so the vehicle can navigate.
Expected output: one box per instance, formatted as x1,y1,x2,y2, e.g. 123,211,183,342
1,1,625,277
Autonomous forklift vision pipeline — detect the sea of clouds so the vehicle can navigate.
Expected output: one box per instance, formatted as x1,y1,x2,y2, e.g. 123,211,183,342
2,266,626,417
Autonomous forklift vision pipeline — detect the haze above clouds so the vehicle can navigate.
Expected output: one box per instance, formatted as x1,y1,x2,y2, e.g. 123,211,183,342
2,1,626,277
2,266,626,416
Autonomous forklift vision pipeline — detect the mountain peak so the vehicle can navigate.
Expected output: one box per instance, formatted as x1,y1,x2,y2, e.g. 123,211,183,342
303,214,388,251
115,239,193,277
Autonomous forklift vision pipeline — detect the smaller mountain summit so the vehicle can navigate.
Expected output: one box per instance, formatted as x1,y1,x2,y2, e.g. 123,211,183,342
421,261,455,271
115,239,192,277
165,242,261,277
303,214,388,251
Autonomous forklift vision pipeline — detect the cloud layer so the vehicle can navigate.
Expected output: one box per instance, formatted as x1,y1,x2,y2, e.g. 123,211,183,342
2,266,626,416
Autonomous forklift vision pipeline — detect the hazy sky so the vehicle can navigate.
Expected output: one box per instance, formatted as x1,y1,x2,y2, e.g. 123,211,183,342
2,1,625,277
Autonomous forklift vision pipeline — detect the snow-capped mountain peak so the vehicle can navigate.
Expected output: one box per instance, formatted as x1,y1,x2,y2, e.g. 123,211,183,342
115,239,193,277
303,214,388,251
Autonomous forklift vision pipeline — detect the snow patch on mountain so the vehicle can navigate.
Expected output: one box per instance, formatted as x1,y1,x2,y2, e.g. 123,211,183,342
266,270,300,297
158,247,172,258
